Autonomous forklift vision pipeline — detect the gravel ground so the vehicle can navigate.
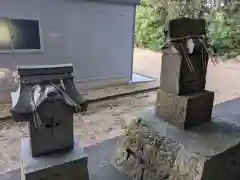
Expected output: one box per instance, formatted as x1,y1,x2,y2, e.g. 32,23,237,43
0,92,156,173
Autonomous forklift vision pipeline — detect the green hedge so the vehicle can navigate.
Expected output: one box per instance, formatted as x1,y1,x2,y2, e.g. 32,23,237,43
135,0,240,58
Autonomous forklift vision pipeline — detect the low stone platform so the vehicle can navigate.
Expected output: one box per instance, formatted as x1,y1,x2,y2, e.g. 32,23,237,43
21,137,89,180
0,137,128,180
112,99,240,180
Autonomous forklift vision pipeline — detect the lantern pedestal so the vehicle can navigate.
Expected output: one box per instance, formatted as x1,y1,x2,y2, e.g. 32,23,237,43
21,137,89,180
156,89,214,129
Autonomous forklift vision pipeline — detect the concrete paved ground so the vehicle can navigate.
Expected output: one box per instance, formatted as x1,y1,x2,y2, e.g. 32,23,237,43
133,48,162,80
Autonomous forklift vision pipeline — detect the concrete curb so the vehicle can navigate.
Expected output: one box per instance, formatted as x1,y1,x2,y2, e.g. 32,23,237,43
86,84,159,103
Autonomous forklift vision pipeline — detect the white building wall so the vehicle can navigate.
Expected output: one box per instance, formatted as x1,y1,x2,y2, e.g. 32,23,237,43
0,0,135,103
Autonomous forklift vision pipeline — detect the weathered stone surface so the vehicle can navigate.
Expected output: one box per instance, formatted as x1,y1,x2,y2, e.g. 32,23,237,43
156,90,214,129
112,108,240,180
21,137,89,180
160,18,209,95
168,18,206,39
112,117,183,180
28,101,74,157
160,49,208,95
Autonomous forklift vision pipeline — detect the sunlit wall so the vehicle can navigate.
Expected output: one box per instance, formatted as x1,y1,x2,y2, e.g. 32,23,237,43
0,19,11,50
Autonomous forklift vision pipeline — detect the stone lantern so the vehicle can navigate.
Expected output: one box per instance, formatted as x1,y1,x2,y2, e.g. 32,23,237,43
11,64,89,180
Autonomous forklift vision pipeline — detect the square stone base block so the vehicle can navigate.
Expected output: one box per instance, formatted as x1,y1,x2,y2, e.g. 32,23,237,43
112,109,240,180
21,137,89,180
156,90,214,129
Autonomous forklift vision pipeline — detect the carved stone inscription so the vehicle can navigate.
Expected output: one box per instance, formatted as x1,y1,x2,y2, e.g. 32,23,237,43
157,91,186,123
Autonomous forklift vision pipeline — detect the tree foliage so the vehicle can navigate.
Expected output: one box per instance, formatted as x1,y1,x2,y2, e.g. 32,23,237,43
135,0,240,58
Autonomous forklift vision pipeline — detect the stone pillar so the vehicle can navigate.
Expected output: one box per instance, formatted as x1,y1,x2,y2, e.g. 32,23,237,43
110,18,240,180
157,18,214,129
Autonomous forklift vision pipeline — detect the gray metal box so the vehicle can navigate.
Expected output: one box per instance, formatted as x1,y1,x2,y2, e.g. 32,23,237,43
21,137,89,180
